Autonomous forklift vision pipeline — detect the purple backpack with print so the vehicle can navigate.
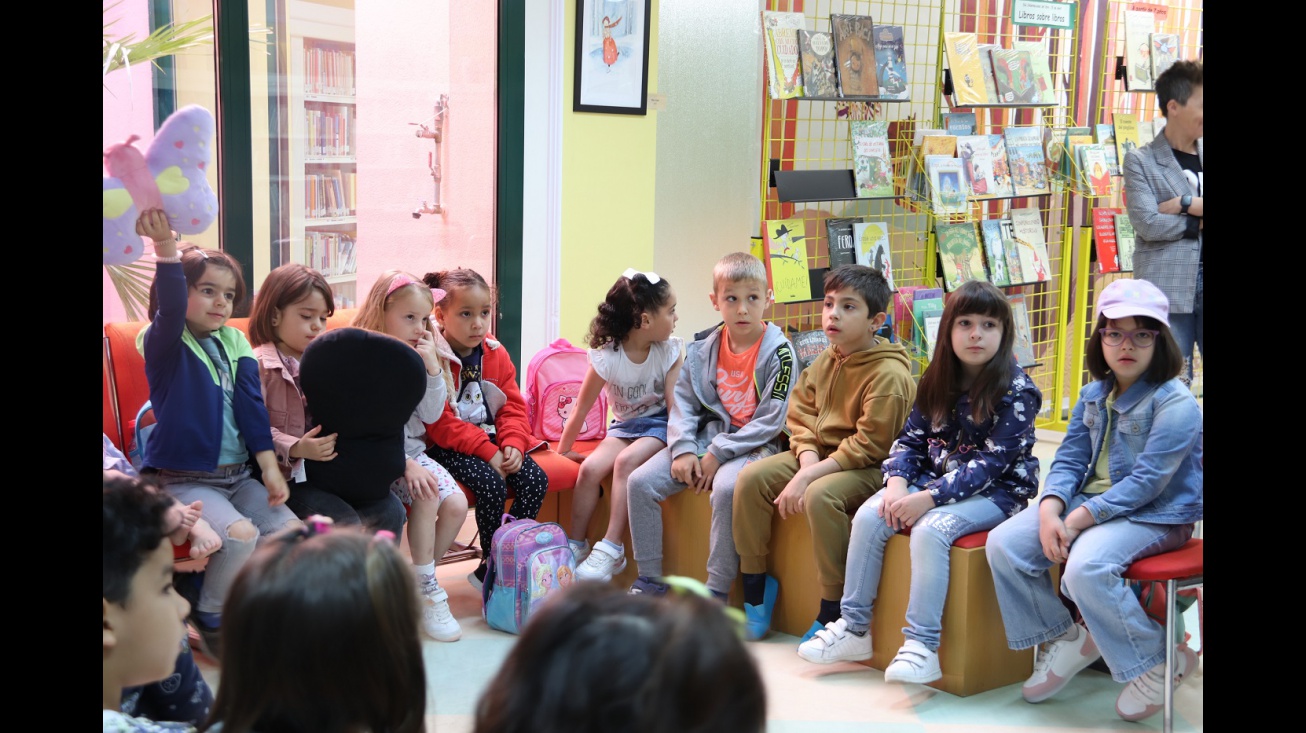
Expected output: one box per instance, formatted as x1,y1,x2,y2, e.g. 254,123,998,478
482,513,577,634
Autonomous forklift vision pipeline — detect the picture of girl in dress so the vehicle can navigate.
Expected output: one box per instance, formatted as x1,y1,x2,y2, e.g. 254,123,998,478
602,15,622,69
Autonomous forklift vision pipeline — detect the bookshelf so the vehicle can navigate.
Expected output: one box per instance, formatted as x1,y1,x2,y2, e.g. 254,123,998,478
285,1,359,307
1066,0,1205,400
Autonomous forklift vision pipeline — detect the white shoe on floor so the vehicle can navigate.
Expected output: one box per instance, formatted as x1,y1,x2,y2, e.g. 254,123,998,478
884,639,942,684
1115,644,1198,721
421,587,462,642
1022,622,1101,703
797,618,872,664
575,542,626,582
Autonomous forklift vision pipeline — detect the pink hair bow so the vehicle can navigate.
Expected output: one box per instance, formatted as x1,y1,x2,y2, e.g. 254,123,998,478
386,274,447,304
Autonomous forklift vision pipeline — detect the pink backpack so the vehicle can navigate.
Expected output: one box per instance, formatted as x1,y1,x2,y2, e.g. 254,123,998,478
524,338,607,442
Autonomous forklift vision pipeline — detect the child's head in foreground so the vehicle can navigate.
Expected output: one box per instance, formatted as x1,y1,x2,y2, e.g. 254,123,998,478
473,582,766,733
821,264,892,354
200,519,426,733
711,252,772,342
103,474,190,703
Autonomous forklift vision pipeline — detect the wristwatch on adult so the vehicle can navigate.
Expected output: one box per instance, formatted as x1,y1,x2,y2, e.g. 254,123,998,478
1180,194,1192,215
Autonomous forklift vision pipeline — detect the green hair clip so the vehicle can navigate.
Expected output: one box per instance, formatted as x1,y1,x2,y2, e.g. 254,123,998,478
659,575,748,637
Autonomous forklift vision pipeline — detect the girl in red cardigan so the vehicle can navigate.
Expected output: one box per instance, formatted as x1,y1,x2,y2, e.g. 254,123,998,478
423,268,548,588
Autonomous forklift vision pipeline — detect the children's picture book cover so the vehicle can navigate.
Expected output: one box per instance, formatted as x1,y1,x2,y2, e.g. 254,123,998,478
1092,207,1123,273
831,14,877,97
1123,10,1156,92
912,289,945,358
1114,213,1137,271
873,25,910,100
894,285,923,345
943,32,989,106
1096,123,1120,176
957,135,997,199
944,112,977,135
935,222,988,292
1078,144,1112,196
799,29,838,98
928,157,969,215
979,218,1011,286
1113,113,1142,167
851,120,894,197
1149,33,1179,83
990,48,1039,104
792,329,831,369
1004,126,1049,196
1009,208,1051,283
765,218,812,303
987,134,1015,198
1012,40,1056,104
977,45,1003,104
763,11,806,99
852,220,895,291
1000,217,1026,284
1007,294,1038,368
825,217,860,268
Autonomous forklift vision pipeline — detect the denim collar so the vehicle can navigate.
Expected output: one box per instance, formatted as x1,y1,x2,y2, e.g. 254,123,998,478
1084,376,1158,413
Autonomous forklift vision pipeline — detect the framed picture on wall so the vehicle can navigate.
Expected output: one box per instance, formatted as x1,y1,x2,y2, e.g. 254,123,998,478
573,0,652,114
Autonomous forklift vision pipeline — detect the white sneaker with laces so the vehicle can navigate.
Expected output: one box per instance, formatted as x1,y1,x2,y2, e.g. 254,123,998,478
569,538,592,564
1115,644,1198,721
884,639,942,684
1022,622,1101,703
421,587,462,642
797,618,872,664
575,541,626,582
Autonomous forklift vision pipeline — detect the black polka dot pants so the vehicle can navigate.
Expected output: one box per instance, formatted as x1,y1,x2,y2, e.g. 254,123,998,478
426,446,549,555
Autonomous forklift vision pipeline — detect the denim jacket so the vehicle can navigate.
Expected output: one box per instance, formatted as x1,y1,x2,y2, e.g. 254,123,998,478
1042,376,1203,525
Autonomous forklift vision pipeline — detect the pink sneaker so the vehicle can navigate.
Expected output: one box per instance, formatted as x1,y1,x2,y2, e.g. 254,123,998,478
1022,623,1101,703
1115,644,1198,722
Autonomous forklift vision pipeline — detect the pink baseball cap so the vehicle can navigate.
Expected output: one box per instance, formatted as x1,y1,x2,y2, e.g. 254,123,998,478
1096,278,1170,327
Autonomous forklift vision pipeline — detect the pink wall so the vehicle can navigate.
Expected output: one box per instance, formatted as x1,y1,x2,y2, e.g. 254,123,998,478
102,0,156,325
354,1,497,306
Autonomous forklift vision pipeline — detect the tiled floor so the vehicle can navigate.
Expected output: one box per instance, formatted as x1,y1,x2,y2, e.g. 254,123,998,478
197,436,1204,731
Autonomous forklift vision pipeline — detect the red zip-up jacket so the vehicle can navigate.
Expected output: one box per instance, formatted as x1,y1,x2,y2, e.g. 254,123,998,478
425,335,544,462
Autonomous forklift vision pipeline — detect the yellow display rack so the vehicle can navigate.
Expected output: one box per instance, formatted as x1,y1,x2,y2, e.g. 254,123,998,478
758,0,1087,428
1073,0,1204,402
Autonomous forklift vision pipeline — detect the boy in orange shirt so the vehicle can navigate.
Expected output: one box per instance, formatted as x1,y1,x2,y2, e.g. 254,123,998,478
625,253,797,599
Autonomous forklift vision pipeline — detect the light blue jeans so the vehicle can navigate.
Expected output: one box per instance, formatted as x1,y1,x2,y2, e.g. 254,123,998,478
985,493,1195,682
840,486,1008,651
1168,262,1204,385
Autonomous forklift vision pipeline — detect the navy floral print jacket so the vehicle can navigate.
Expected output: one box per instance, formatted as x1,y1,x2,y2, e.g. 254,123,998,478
881,370,1042,518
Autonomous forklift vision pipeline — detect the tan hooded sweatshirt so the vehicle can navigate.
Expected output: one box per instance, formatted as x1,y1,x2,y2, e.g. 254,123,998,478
786,336,915,471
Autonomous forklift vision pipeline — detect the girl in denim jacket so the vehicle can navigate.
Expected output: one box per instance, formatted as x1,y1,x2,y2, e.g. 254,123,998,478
796,281,1040,684
986,278,1202,724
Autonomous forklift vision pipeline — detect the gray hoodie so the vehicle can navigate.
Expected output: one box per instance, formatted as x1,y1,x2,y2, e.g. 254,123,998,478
666,322,797,463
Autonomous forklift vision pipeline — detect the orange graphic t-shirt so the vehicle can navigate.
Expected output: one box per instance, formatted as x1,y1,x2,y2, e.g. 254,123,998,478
716,328,765,428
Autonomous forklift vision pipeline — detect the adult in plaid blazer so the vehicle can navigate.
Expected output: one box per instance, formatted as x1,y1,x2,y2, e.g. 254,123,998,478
1122,60,1203,382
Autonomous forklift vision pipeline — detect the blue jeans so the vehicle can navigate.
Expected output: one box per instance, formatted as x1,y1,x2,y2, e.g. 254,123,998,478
985,493,1195,682
1168,263,1203,385
841,486,1008,651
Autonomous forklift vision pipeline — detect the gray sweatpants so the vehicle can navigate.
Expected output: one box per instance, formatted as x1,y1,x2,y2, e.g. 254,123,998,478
626,445,774,594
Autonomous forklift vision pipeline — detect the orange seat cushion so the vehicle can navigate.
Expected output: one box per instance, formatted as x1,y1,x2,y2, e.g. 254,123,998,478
1123,538,1203,582
455,441,600,507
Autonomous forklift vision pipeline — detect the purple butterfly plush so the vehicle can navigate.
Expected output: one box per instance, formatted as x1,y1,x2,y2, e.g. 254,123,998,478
102,104,219,265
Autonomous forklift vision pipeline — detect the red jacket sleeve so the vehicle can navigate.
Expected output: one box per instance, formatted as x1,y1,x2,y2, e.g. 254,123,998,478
484,342,535,455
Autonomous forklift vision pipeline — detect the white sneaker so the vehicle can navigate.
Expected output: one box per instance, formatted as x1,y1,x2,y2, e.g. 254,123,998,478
569,538,592,564
884,639,942,684
421,587,461,642
575,542,626,582
1022,622,1101,703
1115,644,1198,722
797,618,872,664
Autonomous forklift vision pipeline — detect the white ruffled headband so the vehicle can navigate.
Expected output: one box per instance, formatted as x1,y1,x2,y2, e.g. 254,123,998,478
622,267,661,284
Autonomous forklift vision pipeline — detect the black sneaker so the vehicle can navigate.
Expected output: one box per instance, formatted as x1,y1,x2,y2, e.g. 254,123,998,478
628,576,670,597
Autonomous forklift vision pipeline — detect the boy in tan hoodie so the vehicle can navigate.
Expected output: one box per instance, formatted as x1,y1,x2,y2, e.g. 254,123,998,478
733,265,915,642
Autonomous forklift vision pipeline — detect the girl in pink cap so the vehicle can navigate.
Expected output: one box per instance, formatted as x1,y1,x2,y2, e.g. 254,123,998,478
986,277,1202,723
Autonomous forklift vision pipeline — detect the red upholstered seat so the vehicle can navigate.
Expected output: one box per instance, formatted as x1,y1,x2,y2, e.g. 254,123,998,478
455,440,600,507
1123,538,1203,582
